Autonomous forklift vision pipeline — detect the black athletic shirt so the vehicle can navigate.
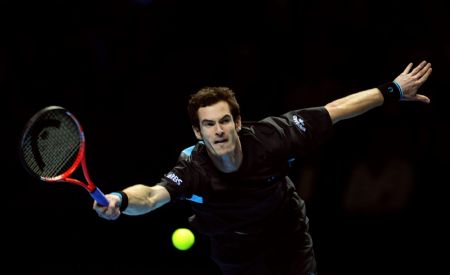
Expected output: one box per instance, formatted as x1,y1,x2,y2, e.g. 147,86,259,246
158,107,332,237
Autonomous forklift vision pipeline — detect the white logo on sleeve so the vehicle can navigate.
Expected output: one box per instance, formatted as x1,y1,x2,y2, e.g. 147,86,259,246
166,172,183,185
293,114,306,132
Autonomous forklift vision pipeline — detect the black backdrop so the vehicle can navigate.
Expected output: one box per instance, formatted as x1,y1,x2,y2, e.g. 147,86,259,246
2,0,449,274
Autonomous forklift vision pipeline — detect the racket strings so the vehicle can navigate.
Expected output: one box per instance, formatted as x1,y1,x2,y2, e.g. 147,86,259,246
21,109,83,179
40,139,79,177
40,117,79,177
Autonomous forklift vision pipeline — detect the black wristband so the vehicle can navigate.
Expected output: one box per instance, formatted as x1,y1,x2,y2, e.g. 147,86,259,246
111,191,128,212
378,81,404,103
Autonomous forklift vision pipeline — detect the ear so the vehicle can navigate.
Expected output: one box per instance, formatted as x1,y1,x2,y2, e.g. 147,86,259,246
235,116,242,131
192,126,202,140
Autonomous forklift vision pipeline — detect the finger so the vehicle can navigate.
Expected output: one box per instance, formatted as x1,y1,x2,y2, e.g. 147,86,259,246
410,60,427,75
402,93,430,103
415,94,431,104
416,64,432,81
402,62,413,74
106,212,120,220
97,210,118,220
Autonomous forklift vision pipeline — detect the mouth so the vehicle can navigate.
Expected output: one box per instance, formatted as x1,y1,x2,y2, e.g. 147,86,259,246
214,138,228,144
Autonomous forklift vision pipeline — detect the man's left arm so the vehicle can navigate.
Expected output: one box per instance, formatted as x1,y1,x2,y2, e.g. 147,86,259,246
325,60,432,124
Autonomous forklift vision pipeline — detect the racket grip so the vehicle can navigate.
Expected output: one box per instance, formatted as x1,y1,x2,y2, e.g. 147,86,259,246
90,187,110,206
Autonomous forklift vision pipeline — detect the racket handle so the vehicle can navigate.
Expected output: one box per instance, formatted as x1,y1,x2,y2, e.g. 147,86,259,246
90,187,110,206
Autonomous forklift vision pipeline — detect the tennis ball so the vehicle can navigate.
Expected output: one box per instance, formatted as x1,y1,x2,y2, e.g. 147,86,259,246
171,228,195,251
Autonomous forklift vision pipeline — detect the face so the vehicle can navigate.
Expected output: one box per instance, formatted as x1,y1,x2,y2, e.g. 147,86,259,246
193,101,241,158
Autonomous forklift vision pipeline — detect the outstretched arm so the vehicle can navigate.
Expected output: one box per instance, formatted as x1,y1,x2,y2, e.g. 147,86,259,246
325,60,432,124
93,184,171,220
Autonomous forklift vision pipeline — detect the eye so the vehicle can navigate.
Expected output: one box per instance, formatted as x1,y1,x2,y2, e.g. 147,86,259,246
220,117,231,124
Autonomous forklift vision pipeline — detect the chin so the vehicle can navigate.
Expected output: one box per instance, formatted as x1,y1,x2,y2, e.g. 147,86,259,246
214,145,234,155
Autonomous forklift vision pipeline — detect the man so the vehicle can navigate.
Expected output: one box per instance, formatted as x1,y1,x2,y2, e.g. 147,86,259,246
94,61,432,275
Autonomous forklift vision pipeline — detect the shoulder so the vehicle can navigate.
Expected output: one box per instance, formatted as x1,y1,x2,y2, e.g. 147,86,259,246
243,107,330,135
280,107,330,122
178,141,208,165
274,106,331,131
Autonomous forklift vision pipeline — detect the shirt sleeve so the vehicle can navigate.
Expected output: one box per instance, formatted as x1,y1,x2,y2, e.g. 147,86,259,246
157,160,195,201
258,106,333,157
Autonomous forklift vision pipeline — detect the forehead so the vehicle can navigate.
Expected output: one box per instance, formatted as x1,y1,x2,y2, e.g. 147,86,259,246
197,101,231,121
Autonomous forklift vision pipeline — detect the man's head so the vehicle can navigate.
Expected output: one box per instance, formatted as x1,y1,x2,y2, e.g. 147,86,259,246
188,87,241,129
187,87,242,165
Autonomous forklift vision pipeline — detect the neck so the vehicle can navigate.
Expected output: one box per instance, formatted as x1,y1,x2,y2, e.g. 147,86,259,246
210,143,243,173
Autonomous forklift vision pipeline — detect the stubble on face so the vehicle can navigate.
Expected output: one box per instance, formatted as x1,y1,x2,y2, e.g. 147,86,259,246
196,101,242,171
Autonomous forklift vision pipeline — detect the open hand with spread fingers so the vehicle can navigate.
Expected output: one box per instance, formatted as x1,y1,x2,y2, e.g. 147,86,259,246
394,60,432,103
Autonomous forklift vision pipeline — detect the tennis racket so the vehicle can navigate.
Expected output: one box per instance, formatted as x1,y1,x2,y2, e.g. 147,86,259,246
19,106,109,206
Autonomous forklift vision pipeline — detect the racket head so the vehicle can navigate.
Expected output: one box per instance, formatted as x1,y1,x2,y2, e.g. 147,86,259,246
19,106,85,183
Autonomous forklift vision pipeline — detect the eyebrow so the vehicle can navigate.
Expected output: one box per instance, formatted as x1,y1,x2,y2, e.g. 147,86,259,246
201,114,232,125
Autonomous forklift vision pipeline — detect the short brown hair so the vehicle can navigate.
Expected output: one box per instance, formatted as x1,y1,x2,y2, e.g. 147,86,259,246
187,87,241,128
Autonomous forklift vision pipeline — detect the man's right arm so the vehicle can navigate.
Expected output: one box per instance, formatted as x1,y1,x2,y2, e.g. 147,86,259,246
93,184,171,220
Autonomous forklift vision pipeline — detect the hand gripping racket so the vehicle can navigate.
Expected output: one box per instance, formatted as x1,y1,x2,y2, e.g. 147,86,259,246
19,106,109,206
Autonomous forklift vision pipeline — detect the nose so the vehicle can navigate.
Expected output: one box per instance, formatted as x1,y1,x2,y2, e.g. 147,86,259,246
215,125,224,135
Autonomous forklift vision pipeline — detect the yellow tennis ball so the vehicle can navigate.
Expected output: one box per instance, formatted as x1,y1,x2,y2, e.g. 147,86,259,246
171,228,195,251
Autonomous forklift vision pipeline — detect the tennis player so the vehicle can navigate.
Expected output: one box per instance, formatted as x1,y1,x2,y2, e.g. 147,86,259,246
94,61,432,275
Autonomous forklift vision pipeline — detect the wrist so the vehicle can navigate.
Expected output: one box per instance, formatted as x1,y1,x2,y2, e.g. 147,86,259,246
378,81,403,103
110,191,129,212
392,80,404,98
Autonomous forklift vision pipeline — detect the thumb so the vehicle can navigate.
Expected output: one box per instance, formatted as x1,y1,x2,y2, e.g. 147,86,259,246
401,93,430,104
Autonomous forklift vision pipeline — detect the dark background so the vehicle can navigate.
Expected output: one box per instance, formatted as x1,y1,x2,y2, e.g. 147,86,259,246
2,0,449,274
